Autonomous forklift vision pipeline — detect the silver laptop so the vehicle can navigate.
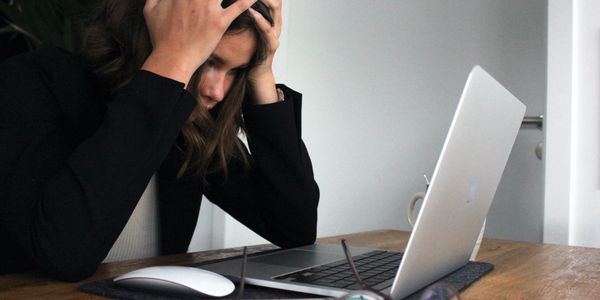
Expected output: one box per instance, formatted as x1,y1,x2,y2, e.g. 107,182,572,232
202,65,526,299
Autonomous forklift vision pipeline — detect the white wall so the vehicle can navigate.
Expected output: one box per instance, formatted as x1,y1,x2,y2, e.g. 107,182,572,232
192,0,549,249
544,0,572,246
545,0,600,248
570,0,600,248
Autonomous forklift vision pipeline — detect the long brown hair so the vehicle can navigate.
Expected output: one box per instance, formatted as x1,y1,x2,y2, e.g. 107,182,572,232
81,0,273,180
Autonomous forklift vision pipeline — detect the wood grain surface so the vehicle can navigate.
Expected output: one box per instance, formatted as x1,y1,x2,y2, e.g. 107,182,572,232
1,230,599,299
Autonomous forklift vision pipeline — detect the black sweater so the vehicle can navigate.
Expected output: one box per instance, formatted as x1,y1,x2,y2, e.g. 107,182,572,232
0,48,319,281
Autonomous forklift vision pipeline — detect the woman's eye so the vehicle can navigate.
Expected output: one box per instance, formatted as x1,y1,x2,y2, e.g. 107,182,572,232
228,68,246,76
205,59,217,68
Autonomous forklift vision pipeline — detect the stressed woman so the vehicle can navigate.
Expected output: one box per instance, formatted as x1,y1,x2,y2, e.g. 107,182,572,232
0,0,319,281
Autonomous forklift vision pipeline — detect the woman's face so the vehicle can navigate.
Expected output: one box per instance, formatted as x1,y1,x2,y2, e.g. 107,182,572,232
190,30,256,118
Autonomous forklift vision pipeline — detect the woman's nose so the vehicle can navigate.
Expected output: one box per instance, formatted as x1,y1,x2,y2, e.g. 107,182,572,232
200,70,226,102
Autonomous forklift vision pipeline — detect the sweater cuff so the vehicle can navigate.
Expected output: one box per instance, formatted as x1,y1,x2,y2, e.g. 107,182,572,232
242,84,302,139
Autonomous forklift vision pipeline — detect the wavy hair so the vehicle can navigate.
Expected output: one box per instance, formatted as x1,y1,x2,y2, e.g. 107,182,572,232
81,0,273,180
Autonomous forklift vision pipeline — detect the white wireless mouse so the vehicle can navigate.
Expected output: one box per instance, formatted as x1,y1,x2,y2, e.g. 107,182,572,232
113,265,235,297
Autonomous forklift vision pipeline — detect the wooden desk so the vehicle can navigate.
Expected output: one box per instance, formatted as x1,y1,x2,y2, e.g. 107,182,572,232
1,229,600,299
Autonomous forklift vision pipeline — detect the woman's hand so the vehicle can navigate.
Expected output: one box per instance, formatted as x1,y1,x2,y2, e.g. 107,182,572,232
141,0,257,85
247,0,282,104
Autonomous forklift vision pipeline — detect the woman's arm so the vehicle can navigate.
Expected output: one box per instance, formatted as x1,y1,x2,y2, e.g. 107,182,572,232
204,85,320,248
0,51,195,281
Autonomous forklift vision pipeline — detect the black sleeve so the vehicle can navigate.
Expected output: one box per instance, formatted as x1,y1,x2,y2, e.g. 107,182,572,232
204,85,320,248
0,55,196,281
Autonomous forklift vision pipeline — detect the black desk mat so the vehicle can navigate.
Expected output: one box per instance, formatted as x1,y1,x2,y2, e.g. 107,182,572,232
80,251,493,299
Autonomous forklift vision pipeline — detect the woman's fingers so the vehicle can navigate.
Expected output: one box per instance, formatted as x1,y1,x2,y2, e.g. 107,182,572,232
223,0,257,23
144,0,160,11
250,1,281,38
249,7,273,33
260,0,282,30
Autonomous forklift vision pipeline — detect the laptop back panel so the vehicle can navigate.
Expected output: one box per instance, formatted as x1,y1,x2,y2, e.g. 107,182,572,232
391,66,526,299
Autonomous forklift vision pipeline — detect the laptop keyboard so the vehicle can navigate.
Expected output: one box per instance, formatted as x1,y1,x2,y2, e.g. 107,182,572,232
274,250,403,290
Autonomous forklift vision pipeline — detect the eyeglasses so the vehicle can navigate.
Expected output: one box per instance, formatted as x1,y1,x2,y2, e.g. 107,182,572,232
338,239,393,300
337,239,461,300
237,246,248,300
235,241,461,300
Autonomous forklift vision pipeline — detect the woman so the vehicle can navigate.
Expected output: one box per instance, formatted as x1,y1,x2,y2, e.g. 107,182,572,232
0,0,319,281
